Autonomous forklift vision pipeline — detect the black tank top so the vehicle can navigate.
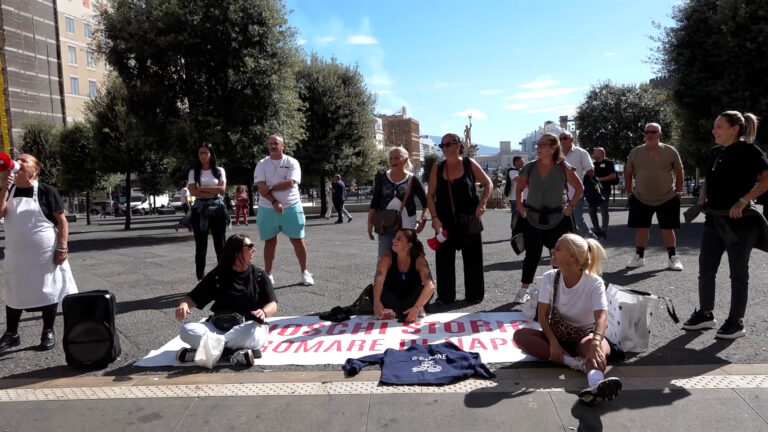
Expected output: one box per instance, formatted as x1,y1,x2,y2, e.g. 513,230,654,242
384,252,422,300
435,157,480,231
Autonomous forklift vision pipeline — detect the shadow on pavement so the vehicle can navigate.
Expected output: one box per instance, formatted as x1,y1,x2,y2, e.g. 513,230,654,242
568,389,692,431
69,235,191,253
602,267,666,286
116,293,186,315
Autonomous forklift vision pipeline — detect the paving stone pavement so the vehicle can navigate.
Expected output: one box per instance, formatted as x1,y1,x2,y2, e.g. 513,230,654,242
1,206,768,380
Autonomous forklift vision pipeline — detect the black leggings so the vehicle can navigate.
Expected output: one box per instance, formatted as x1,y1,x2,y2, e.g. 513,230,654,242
191,208,227,280
521,217,572,284
435,233,484,303
5,303,58,334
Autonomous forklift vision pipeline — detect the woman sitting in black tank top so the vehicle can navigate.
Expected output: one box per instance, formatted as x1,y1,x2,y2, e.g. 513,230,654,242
373,229,435,323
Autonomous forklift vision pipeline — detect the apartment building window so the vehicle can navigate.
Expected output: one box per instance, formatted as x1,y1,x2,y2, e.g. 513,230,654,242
68,46,77,65
66,17,75,34
86,51,96,68
71,77,80,95
84,23,93,39
88,81,97,99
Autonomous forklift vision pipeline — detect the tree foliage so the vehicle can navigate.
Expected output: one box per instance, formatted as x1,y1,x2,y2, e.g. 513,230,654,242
575,81,676,164
293,54,377,214
85,75,146,229
19,120,61,187
58,122,107,225
654,0,768,168
422,153,441,183
95,0,306,190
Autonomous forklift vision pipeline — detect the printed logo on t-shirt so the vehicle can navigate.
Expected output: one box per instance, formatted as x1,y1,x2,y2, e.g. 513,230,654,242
411,353,446,373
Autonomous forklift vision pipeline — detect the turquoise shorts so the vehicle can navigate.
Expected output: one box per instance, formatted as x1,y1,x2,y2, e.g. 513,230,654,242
257,202,306,240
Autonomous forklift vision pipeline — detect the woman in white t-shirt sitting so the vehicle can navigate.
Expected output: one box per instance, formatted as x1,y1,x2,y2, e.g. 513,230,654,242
513,233,622,405
188,143,227,280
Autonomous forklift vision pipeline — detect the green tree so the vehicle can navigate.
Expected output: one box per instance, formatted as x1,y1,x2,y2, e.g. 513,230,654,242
85,75,146,230
574,81,676,164
95,0,305,202
654,0,768,168
58,122,107,225
422,153,441,183
294,55,377,215
19,120,61,187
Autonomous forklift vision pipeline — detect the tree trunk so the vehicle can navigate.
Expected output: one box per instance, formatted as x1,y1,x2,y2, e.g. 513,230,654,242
124,172,132,230
85,191,91,225
319,175,329,217
247,184,255,216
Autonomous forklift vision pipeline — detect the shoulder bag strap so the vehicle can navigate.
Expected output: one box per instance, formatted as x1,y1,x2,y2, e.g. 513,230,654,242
549,270,561,321
399,174,414,213
560,162,570,201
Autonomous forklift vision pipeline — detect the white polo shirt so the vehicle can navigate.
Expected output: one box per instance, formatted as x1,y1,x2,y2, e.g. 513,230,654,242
253,155,301,209
563,145,593,200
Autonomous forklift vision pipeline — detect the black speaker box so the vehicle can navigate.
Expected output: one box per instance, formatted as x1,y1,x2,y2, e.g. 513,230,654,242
62,290,121,369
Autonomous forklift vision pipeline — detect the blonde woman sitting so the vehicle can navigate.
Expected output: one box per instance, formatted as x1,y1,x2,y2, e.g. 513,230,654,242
513,233,622,405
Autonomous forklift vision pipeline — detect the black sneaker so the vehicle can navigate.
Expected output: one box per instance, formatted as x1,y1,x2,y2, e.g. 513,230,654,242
715,319,745,340
578,377,623,405
0,332,21,352
176,347,196,363
229,348,255,367
39,328,55,351
682,309,717,331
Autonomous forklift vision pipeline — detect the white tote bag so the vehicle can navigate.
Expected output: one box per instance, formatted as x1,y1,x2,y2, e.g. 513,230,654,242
605,284,678,353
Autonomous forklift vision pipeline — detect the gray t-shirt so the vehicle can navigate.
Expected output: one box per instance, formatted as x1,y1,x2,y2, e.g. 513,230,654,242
520,160,572,229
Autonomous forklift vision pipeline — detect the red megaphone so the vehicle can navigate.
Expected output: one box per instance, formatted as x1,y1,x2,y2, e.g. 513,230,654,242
0,153,20,174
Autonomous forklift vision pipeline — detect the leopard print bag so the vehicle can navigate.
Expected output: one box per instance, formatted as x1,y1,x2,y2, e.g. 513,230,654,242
548,270,591,345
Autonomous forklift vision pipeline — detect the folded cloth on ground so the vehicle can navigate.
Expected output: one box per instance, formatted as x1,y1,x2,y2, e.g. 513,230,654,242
319,306,353,323
343,341,495,385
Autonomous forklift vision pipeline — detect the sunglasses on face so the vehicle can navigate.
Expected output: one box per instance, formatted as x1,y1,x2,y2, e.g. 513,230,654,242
559,136,570,140
643,130,660,135
243,243,255,250
439,141,459,149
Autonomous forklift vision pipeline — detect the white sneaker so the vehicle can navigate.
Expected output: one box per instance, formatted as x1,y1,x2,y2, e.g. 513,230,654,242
301,270,314,286
668,256,683,271
626,254,646,268
267,274,275,285
513,287,530,304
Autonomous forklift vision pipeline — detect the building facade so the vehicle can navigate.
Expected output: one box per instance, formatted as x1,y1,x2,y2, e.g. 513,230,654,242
519,120,568,159
0,0,66,152
378,109,421,171
56,0,108,123
373,116,384,150
474,140,528,173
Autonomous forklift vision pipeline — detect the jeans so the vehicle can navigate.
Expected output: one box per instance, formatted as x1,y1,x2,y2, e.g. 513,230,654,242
333,200,351,221
377,233,394,258
180,321,268,351
572,196,594,237
191,205,227,280
588,190,611,233
435,233,484,303
698,224,758,320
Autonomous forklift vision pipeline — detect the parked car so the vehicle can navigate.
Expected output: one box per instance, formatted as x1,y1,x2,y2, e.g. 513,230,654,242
169,194,183,211
89,200,114,216
120,195,151,216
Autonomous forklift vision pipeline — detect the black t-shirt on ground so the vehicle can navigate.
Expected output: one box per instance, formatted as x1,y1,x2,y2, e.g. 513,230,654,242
188,264,277,321
7,182,64,227
705,141,768,211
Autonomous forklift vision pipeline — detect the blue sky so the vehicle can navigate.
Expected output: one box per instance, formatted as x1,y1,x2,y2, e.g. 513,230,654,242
286,0,679,149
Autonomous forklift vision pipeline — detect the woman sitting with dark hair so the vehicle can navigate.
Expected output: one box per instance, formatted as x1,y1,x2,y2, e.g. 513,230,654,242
175,234,277,367
373,229,435,323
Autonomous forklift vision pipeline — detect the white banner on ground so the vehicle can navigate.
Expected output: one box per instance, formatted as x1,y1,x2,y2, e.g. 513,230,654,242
136,312,534,367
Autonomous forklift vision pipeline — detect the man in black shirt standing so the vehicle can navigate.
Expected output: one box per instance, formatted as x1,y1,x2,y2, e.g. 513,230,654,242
331,174,352,224
589,147,617,238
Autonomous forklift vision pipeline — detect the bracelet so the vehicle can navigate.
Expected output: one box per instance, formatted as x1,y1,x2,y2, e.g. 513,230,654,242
271,199,278,205
56,248,68,253
592,332,604,342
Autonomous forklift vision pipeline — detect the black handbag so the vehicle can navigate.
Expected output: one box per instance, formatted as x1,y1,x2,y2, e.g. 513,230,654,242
350,284,374,314
372,175,413,235
209,312,246,332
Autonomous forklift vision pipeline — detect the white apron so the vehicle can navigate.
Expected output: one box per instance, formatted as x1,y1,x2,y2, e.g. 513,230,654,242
4,181,77,309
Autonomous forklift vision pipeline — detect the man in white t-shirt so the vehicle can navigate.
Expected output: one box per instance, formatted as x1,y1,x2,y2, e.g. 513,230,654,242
254,135,314,286
505,156,525,228
559,132,596,239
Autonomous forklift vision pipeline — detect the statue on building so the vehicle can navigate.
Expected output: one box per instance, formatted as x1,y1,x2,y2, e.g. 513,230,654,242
464,124,472,147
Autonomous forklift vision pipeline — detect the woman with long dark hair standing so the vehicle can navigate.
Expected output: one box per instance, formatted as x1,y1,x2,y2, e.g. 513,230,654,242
426,133,492,305
682,111,768,339
188,143,228,280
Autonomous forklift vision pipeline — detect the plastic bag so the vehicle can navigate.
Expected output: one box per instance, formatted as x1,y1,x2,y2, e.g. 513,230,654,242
194,332,226,369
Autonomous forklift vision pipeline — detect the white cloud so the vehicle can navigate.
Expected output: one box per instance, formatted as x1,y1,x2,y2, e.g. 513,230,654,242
348,35,378,44
603,52,616,57
520,76,558,89
524,104,577,114
433,82,461,90
319,36,335,43
368,75,392,87
454,109,487,120
503,103,539,111
511,88,579,99
297,38,307,46
481,89,503,95
374,89,392,95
